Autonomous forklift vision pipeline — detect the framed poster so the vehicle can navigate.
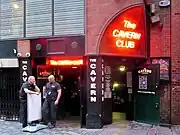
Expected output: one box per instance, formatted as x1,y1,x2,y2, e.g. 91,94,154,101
152,58,170,81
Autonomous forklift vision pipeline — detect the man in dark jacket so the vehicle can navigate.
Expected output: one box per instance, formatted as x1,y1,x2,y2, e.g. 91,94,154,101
19,76,40,128
42,75,62,128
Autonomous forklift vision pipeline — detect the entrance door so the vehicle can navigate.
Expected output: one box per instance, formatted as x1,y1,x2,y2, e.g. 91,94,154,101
133,64,160,124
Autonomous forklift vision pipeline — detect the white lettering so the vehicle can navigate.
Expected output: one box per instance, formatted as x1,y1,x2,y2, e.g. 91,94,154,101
90,76,96,82
90,83,96,89
90,63,96,69
90,70,96,76
90,90,96,95
21,60,28,82
90,97,96,102
22,65,27,70
90,59,96,62
89,59,97,103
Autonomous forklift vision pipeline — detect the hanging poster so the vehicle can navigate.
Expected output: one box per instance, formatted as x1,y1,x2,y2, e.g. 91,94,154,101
152,58,170,81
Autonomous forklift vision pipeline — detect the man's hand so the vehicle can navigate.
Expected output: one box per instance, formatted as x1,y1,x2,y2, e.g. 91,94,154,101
55,100,59,105
35,92,40,95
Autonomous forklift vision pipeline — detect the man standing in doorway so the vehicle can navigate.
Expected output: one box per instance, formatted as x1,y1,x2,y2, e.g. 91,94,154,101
19,76,40,128
42,75,62,128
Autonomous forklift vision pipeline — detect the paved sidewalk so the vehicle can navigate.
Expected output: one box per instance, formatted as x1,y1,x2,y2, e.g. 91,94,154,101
0,120,179,135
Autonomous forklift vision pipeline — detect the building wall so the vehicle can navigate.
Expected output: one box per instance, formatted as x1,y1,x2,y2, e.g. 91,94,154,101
0,0,84,40
85,0,143,55
86,0,172,123
171,0,180,124
146,0,171,124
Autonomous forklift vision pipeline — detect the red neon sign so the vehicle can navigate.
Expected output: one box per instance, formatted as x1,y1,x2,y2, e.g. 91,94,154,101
112,20,141,48
99,6,146,57
47,59,83,66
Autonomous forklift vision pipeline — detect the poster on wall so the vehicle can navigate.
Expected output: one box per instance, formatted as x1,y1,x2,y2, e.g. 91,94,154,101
152,58,170,81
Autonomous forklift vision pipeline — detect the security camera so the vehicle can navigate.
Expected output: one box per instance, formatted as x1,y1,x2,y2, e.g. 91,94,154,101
26,53,31,57
17,53,21,57
159,0,170,7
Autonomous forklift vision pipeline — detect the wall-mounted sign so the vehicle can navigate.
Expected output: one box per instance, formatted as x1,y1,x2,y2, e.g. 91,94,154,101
152,58,170,81
19,58,32,86
46,59,83,66
89,58,97,102
104,65,112,98
138,68,152,74
99,5,146,57
37,66,52,79
112,20,141,48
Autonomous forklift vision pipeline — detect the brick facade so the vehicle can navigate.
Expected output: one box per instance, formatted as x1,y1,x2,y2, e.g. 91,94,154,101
146,0,171,124
86,0,175,124
85,0,143,54
171,0,180,124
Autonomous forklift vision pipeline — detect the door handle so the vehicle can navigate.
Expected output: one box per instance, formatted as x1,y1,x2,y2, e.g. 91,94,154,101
155,103,159,109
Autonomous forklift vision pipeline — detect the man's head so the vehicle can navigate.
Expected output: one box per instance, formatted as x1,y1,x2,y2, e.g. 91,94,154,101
28,76,36,84
48,75,55,83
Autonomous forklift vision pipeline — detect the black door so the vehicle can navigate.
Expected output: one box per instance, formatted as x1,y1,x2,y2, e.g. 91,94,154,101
133,64,160,124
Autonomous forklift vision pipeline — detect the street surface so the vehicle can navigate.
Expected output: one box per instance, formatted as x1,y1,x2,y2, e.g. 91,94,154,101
0,120,179,135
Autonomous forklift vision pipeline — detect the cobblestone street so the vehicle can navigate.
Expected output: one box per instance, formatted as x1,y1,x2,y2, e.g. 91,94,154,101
0,120,179,135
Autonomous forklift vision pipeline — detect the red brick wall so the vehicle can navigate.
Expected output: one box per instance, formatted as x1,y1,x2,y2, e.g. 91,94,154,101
85,0,143,55
148,1,171,57
171,0,180,124
85,0,175,124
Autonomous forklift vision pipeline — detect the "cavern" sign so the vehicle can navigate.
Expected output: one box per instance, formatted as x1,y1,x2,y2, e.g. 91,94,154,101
21,60,28,82
89,58,97,102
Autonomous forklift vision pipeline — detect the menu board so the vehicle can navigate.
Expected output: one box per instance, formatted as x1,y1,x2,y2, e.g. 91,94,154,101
152,58,170,81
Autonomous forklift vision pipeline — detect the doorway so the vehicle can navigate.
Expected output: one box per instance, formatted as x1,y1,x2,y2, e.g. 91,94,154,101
133,64,160,124
103,56,146,124
37,65,86,126
56,66,81,121
112,67,128,122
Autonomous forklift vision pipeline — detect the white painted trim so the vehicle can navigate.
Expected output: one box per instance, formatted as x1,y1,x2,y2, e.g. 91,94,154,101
0,58,19,68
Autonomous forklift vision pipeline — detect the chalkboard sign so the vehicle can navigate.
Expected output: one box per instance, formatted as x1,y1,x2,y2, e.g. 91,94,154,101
152,58,170,81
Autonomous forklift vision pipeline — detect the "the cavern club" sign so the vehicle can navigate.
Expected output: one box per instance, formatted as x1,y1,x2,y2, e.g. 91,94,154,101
112,20,141,49
99,5,146,57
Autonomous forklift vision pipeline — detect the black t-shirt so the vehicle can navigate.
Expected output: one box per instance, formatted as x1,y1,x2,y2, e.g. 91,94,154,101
19,82,35,100
45,82,61,101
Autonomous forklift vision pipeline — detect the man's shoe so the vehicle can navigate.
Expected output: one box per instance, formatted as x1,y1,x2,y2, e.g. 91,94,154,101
48,124,55,129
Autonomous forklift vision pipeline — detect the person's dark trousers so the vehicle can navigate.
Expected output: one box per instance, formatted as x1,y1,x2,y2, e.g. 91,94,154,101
42,99,57,126
19,100,27,128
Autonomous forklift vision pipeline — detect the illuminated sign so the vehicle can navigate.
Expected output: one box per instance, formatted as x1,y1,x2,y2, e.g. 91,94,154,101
39,70,51,76
48,59,83,66
99,6,146,57
89,58,97,102
138,68,152,74
112,20,141,49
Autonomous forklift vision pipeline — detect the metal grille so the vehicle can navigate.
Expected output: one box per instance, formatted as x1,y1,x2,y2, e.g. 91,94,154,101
0,68,20,121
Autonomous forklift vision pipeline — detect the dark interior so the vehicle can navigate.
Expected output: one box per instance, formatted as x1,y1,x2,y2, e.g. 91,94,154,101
104,56,146,121
55,66,81,120
36,65,82,121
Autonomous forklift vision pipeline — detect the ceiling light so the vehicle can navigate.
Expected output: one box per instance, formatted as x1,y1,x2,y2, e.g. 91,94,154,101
13,4,19,9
